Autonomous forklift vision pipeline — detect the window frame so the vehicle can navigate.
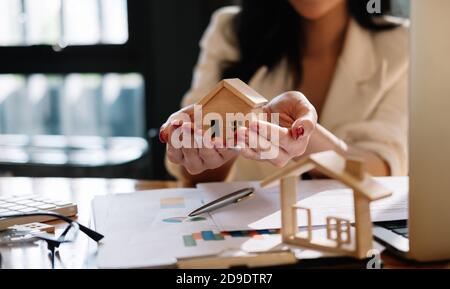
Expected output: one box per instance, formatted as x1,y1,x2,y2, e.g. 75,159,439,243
0,1,152,177
0,1,146,74
0,0,236,179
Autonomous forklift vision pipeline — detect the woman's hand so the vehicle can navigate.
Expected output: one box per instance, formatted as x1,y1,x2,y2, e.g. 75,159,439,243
160,105,238,175
242,91,389,176
238,91,317,167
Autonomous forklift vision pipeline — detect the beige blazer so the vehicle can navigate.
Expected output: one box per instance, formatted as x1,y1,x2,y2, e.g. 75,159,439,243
167,6,409,181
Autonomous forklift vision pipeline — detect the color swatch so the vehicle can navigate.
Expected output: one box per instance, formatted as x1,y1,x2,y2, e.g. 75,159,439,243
162,216,207,223
183,235,197,247
160,197,185,209
182,229,280,247
162,217,185,223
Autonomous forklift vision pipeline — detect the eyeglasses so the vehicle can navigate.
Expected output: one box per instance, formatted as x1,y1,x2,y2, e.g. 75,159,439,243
0,211,104,268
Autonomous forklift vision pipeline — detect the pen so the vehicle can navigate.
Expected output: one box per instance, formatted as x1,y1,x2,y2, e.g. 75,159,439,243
188,187,254,217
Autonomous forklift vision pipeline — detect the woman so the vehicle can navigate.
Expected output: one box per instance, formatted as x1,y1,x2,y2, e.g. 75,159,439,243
160,0,408,185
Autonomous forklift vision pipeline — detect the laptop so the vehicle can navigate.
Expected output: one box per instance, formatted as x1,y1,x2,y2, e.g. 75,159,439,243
373,0,450,262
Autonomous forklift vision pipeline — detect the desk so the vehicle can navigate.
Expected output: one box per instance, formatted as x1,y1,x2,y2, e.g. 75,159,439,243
0,177,448,269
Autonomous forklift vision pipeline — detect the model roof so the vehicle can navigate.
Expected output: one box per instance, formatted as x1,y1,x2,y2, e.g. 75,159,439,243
260,150,392,201
198,79,268,108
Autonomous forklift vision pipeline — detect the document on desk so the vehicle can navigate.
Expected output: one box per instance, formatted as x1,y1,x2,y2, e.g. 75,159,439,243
93,188,297,268
197,177,408,231
92,177,406,268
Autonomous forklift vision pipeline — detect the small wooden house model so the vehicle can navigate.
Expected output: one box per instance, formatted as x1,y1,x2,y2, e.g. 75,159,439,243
260,150,392,259
197,79,268,141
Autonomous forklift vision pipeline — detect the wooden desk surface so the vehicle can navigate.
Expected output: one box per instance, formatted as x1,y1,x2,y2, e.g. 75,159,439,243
0,177,447,269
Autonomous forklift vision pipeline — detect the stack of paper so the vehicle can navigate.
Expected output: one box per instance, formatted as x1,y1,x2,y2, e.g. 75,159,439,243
92,177,407,268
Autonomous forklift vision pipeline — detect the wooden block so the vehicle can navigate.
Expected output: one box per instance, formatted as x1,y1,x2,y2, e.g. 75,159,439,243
345,158,364,180
177,250,297,269
280,176,298,242
353,194,373,259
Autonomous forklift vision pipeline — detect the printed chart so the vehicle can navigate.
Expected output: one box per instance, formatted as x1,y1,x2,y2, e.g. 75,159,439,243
182,229,280,247
160,197,185,209
162,216,207,223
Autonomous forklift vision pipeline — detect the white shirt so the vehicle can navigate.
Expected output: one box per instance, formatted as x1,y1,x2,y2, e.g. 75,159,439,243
167,6,409,181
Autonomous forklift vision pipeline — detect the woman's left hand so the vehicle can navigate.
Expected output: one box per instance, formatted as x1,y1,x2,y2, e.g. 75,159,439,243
238,91,317,167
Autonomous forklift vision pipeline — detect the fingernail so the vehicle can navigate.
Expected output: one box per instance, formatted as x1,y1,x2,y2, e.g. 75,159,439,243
159,130,167,143
293,126,305,140
171,119,182,128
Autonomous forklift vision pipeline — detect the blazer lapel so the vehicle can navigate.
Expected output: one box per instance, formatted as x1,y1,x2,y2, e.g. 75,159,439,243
320,19,388,131
249,59,293,101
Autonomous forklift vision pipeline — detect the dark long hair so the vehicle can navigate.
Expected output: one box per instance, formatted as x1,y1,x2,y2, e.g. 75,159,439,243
222,0,398,87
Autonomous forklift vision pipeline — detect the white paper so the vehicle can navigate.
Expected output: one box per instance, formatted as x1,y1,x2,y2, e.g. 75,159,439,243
197,177,408,231
93,188,293,268
92,177,405,268
93,189,220,268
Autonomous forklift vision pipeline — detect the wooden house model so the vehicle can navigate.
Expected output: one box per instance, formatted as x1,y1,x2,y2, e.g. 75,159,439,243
197,79,268,141
260,150,392,259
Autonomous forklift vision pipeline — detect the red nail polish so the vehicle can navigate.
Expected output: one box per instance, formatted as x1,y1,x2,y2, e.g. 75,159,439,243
159,131,167,143
294,126,305,140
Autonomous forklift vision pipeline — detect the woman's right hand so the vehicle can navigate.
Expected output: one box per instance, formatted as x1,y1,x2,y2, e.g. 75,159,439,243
159,105,238,175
